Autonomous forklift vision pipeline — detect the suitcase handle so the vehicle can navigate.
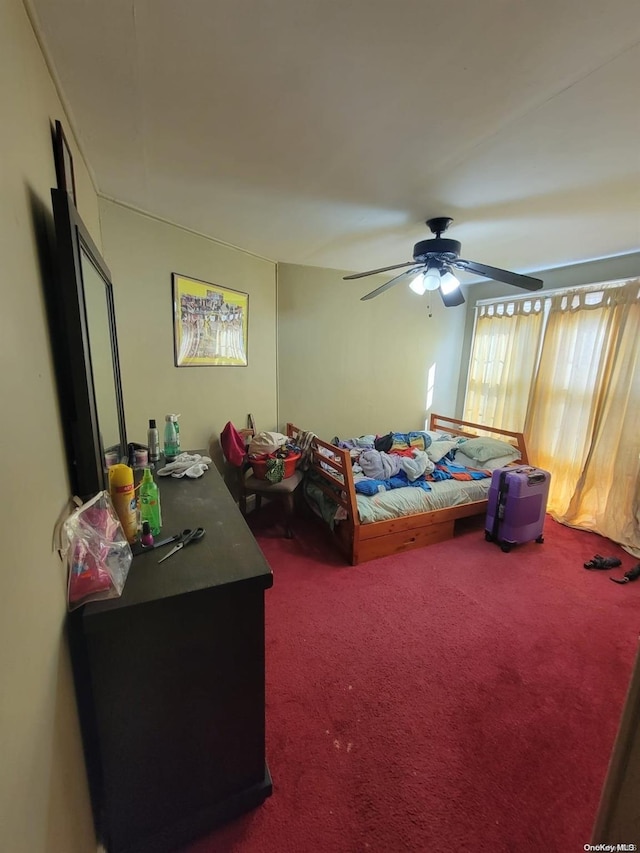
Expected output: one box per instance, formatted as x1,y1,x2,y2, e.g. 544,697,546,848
491,469,509,541
527,473,546,485
513,466,547,486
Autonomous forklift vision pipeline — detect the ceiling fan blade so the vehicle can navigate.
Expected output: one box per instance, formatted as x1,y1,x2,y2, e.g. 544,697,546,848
360,267,423,301
454,259,543,291
439,286,465,308
344,261,417,280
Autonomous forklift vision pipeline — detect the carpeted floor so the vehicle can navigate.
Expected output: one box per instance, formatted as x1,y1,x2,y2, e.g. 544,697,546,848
183,508,639,853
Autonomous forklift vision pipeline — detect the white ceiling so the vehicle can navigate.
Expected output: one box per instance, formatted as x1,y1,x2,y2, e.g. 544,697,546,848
29,0,640,279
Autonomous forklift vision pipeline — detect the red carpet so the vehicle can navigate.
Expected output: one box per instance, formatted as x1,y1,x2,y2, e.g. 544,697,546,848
183,509,639,853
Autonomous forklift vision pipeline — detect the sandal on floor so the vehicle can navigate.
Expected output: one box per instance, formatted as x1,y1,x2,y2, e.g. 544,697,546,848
583,554,622,569
610,564,640,584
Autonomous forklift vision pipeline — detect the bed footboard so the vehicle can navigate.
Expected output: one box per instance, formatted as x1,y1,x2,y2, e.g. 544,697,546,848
287,424,358,562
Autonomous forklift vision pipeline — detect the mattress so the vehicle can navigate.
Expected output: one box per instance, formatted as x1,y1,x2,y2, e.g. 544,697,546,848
354,476,491,524
304,472,491,527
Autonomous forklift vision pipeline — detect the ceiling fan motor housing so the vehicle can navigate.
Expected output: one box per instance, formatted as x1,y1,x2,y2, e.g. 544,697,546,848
412,237,461,264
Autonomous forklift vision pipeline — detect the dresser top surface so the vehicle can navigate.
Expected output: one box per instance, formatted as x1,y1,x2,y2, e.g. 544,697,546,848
84,455,272,619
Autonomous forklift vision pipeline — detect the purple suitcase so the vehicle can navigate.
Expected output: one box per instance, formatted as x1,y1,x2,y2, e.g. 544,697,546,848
485,466,551,552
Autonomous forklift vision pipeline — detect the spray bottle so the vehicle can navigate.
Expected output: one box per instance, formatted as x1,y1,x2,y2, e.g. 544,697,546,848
139,468,162,536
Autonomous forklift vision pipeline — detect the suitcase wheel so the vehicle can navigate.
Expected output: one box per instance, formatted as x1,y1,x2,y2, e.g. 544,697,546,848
484,531,493,542
500,543,512,553
536,535,544,544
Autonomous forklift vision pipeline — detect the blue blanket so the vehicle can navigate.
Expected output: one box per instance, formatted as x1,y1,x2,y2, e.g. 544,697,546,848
354,459,491,495
355,470,432,495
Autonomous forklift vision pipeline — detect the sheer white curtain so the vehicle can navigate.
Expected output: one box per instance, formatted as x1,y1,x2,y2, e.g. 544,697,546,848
464,297,544,431
465,279,640,556
526,281,640,556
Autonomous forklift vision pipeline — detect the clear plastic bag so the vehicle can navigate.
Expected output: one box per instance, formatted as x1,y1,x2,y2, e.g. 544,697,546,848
62,490,133,611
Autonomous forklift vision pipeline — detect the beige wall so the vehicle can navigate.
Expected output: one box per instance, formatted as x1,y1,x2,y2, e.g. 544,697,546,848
0,1,99,851
276,263,467,440
98,200,277,467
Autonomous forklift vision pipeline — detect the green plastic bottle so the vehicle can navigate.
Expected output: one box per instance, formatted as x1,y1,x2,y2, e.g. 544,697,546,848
173,414,181,455
139,468,162,536
164,414,178,462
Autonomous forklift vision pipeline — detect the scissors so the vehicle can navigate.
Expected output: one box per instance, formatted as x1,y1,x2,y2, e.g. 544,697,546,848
157,527,206,563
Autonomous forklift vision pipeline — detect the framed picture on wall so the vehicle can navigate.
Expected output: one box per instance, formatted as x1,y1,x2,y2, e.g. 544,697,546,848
172,273,249,367
53,120,77,206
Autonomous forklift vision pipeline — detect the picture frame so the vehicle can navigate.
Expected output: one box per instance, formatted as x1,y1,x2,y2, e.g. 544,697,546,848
53,119,77,206
172,273,249,367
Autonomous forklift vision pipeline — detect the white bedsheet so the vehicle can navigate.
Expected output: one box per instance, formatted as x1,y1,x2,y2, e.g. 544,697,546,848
354,477,491,524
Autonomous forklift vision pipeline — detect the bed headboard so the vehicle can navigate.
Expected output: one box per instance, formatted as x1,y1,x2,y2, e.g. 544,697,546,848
429,414,528,464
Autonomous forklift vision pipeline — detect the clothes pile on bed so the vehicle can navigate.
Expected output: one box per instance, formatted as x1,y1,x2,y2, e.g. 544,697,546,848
302,426,524,529
331,430,492,495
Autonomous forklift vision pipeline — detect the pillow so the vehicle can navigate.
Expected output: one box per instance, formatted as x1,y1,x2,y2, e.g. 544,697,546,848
425,439,459,463
458,436,520,464
454,450,521,471
424,430,455,442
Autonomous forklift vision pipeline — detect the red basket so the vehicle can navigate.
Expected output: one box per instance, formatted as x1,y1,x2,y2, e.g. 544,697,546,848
250,452,300,481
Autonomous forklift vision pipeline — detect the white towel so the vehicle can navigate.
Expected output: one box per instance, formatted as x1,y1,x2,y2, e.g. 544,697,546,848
157,453,212,478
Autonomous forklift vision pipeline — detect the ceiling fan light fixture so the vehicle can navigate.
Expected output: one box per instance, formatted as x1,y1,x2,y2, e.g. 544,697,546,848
423,267,441,292
440,270,460,295
409,272,427,295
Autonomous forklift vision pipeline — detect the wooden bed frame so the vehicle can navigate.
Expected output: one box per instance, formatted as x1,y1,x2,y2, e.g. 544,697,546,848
286,414,528,566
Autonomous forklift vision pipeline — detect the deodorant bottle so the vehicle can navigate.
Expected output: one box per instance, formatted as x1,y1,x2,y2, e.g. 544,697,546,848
108,463,137,543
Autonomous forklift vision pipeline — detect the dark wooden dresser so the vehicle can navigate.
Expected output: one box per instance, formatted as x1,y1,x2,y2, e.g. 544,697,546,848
68,457,273,853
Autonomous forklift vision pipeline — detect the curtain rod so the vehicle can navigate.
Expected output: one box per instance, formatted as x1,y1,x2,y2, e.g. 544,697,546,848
474,277,634,308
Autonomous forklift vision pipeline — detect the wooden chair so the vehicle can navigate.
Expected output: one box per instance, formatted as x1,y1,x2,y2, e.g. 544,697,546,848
224,419,302,539
238,463,303,538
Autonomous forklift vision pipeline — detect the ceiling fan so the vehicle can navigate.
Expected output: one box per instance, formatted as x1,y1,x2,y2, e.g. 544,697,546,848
344,217,543,307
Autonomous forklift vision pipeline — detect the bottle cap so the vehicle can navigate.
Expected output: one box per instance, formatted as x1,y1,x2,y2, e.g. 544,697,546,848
108,463,134,489
142,521,151,535
149,419,156,429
